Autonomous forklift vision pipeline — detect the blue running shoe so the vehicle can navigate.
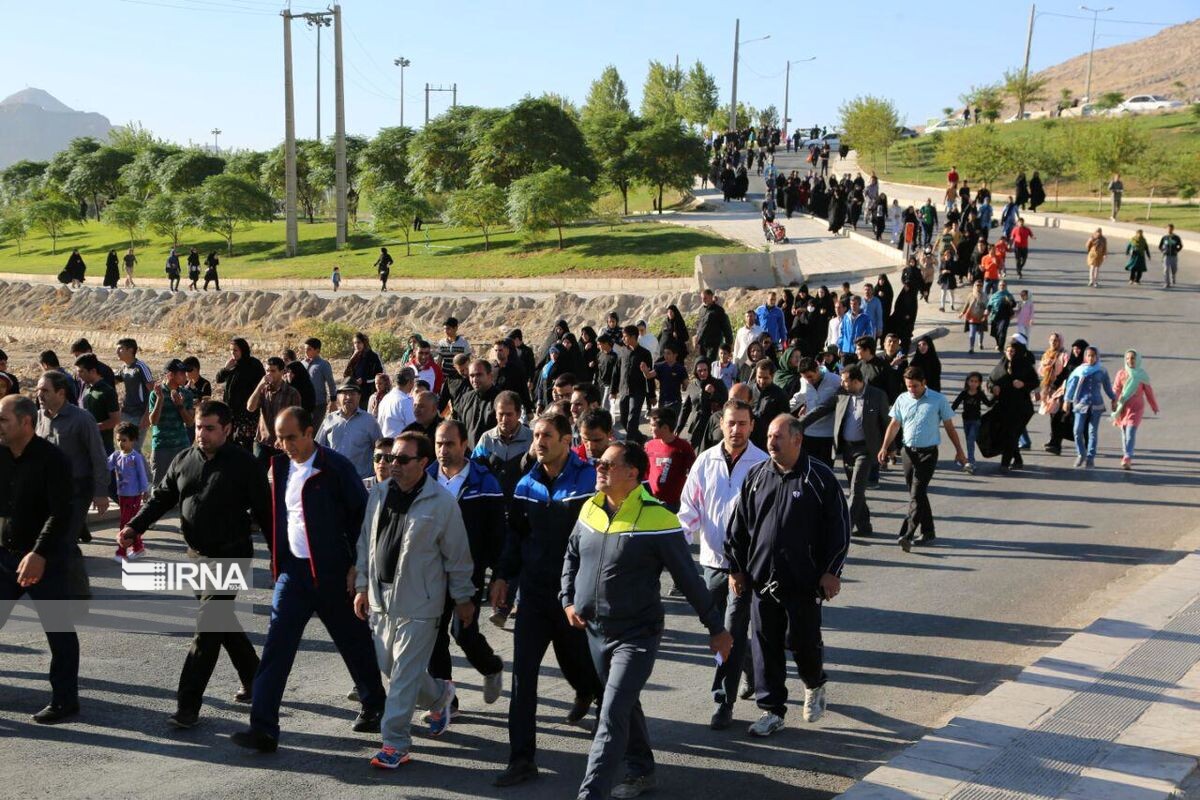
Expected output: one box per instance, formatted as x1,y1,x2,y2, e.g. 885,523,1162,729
428,681,456,737
370,746,411,769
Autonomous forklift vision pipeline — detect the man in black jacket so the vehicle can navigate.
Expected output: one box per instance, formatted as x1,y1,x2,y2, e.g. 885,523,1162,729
453,359,500,448
801,365,891,536
750,359,789,450
610,326,652,444
231,407,387,752
726,414,850,738
492,338,534,415
0,394,80,724
694,289,733,362
120,399,272,729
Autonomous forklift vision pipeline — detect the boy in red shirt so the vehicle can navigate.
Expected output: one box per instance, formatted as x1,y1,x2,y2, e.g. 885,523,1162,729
992,237,1009,277
643,406,695,513
1010,217,1034,278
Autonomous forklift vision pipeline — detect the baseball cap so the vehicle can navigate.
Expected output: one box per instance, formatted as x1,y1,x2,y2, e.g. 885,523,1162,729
163,359,187,373
335,382,361,394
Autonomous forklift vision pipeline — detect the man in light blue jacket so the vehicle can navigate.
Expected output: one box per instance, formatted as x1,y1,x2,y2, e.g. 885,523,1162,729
755,291,788,347
353,430,476,769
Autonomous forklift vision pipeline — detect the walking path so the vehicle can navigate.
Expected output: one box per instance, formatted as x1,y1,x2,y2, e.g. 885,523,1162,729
839,548,1200,799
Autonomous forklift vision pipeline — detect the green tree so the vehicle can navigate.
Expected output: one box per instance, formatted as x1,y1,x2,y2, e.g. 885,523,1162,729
839,95,901,172
472,97,596,188
63,146,133,219
358,126,415,193
101,195,144,250
408,105,501,194
224,149,269,180
1095,91,1124,111
198,174,274,255
370,186,432,256
941,106,955,119
45,137,102,192
582,110,643,214
119,145,181,202
541,93,579,121
1131,144,1173,219
0,160,48,203
1021,131,1075,207
141,192,202,248
581,65,631,121
156,150,225,193
1058,88,1074,112
707,101,755,133
261,140,326,223
640,60,684,122
959,85,1004,123
27,197,78,254
757,105,780,130
0,205,30,255
938,126,1019,184
1002,68,1049,119
506,166,594,249
680,61,720,129
442,185,508,250
630,121,706,215
1077,118,1147,191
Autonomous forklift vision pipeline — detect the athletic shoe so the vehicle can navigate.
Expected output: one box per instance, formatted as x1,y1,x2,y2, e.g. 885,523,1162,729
352,707,383,733
1074,456,1085,468
127,543,146,560
346,687,359,702
803,685,827,723
565,692,594,726
428,681,455,736
1121,456,1131,470
710,703,734,730
168,709,199,729
962,463,974,475
113,550,127,563
489,608,509,629
1086,458,1095,469
738,676,755,701
230,728,278,752
493,759,539,787
370,746,411,769
748,711,785,737
898,534,912,553
611,773,657,799
483,667,503,705
234,686,252,704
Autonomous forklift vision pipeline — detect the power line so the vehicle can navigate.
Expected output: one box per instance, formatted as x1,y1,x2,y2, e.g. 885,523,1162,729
1037,10,1181,26
115,0,276,15
297,22,398,102
740,60,787,80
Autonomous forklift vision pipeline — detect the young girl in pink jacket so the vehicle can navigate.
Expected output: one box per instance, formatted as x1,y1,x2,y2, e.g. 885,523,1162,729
1112,349,1159,469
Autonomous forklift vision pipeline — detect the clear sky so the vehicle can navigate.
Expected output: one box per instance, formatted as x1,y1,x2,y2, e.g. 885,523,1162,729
3,0,1195,151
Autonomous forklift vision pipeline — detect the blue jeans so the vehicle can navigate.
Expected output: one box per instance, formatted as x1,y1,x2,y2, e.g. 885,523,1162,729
1073,408,1102,459
963,420,981,464
1121,425,1138,459
968,323,986,350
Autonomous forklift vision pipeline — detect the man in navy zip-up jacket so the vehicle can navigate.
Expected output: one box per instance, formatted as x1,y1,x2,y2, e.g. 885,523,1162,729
231,407,386,753
726,414,850,739
425,420,505,697
488,413,603,788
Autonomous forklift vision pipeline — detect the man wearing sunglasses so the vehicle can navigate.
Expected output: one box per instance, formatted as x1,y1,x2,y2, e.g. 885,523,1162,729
562,441,732,800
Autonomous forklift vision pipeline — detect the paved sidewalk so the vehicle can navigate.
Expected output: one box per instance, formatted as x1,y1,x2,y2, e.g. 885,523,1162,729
839,549,1200,800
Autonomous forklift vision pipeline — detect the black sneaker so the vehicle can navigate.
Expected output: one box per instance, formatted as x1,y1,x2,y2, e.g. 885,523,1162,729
565,693,594,726
32,701,80,725
78,529,92,544
231,728,279,753
493,759,539,787
710,703,733,730
352,707,383,733
168,709,199,729
234,686,252,704
346,687,359,702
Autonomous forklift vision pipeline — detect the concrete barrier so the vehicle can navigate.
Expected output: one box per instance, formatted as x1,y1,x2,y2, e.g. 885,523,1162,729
694,252,778,290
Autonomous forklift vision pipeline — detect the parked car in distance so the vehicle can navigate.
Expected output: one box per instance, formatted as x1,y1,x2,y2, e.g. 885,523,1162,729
922,118,966,135
1116,95,1185,114
802,132,841,150
896,126,918,139
1003,112,1032,124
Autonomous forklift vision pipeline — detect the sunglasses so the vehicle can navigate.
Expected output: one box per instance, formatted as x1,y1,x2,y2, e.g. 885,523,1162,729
595,458,625,471
373,453,395,463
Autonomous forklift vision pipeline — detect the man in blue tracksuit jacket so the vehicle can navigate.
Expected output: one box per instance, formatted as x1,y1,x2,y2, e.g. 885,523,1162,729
232,406,386,752
755,291,788,346
489,413,603,787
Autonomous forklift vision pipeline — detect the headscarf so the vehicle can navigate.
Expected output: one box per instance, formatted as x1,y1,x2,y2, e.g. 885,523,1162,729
909,335,942,391
1040,332,1065,392
774,346,803,390
1113,349,1150,419
1067,348,1105,399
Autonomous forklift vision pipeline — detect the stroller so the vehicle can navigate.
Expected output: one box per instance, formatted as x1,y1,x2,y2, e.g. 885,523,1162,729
763,220,788,244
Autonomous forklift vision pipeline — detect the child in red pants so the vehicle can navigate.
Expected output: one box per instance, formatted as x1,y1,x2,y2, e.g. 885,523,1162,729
107,422,150,561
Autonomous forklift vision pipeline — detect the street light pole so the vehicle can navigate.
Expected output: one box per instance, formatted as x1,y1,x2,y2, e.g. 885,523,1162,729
210,128,221,154
1080,5,1113,103
782,57,815,139
393,57,410,126
1019,4,1036,119
728,20,770,132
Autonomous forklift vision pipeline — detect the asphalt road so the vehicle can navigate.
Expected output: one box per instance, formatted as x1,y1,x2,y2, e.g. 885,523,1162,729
1,224,1198,799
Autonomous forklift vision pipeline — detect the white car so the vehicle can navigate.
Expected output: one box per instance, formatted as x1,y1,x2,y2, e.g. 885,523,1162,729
801,133,841,150
922,118,966,135
1117,95,1184,114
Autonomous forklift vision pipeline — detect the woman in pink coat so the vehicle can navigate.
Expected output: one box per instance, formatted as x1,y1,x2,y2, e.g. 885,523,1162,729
1112,349,1159,469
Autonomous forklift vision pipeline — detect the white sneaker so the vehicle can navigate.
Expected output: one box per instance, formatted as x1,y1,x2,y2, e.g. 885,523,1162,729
803,684,827,723
483,666,503,705
748,710,785,737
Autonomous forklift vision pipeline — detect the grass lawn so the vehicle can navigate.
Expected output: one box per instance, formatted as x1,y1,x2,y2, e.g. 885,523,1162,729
858,110,1200,198
0,214,747,280
1030,201,1200,232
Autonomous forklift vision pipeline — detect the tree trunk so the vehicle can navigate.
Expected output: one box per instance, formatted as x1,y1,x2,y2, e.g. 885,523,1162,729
658,184,664,215
403,230,411,256
621,184,629,216
557,224,564,249
1055,178,1060,208
1146,186,1155,221
226,234,233,256
51,231,57,255
482,226,490,251
93,193,101,221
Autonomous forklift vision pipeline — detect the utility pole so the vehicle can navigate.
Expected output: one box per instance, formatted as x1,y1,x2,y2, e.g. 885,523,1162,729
303,13,331,140
332,3,346,249
210,128,222,154
425,82,430,125
1081,5,1113,103
782,57,815,137
425,84,457,124
282,10,297,257
1019,4,1036,119
393,56,410,126
729,18,739,131
452,83,457,108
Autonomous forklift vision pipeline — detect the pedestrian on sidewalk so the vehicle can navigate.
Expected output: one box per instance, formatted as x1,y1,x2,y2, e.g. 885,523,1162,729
187,248,201,291
563,442,732,799
1015,290,1035,340
331,265,342,292
1063,346,1115,469
103,249,120,289
938,250,957,312
1086,228,1108,287
1042,337,1086,455
203,251,220,290
987,340,1038,473
1029,172,1046,212
1159,224,1183,288
726,414,848,739
1112,350,1159,470
119,400,272,729
1108,174,1124,221
1124,230,1151,285
1000,197,1019,241
374,247,393,292
878,367,967,551
123,248,137,287
1015,172,1030,210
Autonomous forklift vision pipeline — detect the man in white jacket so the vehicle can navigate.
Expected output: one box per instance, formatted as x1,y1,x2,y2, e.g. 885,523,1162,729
375,367,416,437
353,431,475,769
677,398,769,731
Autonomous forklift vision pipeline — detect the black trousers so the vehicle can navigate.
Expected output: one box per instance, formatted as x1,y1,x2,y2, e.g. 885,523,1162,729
900,445,939,539
428,586,502,681
619,394,645,443
177,590,260,714
802,436,834,468
703,566,754,704
751,592,825,717
0,548,79,705
507,592,602,764
1015,246,1028,274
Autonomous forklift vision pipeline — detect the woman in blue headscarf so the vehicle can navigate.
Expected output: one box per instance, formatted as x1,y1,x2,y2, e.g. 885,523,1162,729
1063,346,1116,469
